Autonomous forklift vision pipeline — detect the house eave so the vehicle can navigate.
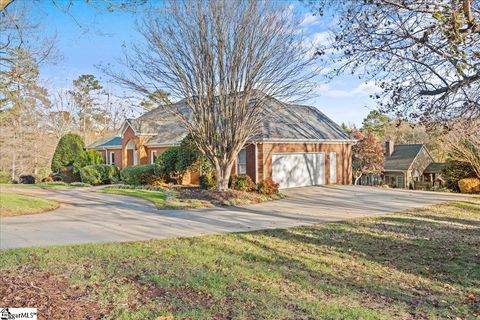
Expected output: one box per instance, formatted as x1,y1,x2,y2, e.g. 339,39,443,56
144,143,180,147
253,138,356,144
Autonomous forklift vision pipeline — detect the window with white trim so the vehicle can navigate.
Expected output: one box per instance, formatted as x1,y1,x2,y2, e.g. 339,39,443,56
109,152,115,165
237,148,247,175
151,150,158,164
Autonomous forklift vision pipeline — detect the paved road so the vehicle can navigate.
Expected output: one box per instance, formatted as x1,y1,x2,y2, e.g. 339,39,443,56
0,185,470,249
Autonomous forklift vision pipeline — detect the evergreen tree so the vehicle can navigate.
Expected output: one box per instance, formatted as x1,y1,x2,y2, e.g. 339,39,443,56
51,133,85,172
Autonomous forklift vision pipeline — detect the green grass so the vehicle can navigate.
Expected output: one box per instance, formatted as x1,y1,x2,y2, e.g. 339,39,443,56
97,187,212,209
0,192,59,217
1,199,479,319
0,182,90,190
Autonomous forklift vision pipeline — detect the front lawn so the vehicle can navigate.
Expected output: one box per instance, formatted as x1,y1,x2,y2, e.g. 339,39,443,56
0,192,59,217
0,199,479,319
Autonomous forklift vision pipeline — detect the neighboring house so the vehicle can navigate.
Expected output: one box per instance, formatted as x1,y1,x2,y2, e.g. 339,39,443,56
86,94,355,189
360,141,445,189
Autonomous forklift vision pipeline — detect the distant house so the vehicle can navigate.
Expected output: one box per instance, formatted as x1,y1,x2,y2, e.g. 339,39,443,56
361,141,445,189
86,93,355,189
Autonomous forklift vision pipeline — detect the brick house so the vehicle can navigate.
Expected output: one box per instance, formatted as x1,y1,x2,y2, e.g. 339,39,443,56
86,94,355,189
361,141,445,189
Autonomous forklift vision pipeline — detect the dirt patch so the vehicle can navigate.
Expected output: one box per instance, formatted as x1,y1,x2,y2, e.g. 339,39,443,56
0,268,109,320
176,188,284,206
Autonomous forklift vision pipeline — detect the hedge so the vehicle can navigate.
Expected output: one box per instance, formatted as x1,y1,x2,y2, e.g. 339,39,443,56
120,164,157,186
80,164,119,185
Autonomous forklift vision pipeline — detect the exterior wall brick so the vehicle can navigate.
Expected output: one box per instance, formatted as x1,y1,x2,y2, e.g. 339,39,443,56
121,126,150,168
245,144,256,182
105,149,122,167
146,147,169,164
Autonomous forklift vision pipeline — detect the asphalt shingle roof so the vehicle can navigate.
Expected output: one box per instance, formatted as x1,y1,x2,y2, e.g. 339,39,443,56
384,144,424,171
128,94,353,145
85,136,122,149
424,162,446,173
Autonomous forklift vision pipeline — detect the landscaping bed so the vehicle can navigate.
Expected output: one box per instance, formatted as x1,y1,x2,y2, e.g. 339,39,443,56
98,185,285,209
1,199,478,319
98,186,213,209
176,187,284,206
0,193,59,217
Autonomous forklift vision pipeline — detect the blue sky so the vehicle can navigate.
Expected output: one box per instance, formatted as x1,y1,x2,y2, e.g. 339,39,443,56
24,0,379,126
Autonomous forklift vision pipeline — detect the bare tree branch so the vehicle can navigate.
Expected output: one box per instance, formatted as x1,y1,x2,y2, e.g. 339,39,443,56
105,0,316,190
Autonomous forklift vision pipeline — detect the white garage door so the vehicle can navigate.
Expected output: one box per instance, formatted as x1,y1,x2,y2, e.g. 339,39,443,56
272,153,325,189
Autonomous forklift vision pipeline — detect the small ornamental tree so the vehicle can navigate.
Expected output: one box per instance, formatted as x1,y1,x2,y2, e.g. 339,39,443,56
156,134,212,184
351,130,384,185
73,149,103,174
51,133,85,172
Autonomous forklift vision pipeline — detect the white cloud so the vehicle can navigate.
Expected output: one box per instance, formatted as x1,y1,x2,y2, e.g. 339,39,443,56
299,13,321,28
315,81,380,98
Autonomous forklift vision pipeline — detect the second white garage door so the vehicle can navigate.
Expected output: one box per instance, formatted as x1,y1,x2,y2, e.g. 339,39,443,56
272,153,325,189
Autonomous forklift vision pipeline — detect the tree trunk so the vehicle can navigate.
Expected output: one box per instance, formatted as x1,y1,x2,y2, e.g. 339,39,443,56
11,132,16,181
354,173,362,185
215,161,234,191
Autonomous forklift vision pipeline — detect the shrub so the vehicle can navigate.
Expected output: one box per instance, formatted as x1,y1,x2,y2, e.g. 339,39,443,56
155,135,210,185
156,147,182,180
19,175,35,184
80,164,119,185
79,166,101,185
54,165,80,183
51,133,85,172
443,159,476,192
458,178,480,194
177,134,201,172
73,149,103,173
257,177,279,195
120,164,157,186
230,174,256,191
0,170,10,183
42,176,54,183
199,174,216,190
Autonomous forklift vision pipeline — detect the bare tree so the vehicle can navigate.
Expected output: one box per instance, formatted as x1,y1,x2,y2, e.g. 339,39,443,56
46,91,77,139
313,0,480,125
446,121,480,178
107,0,315,190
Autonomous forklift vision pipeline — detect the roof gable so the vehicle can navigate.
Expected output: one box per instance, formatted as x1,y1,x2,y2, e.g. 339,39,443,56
384,144,424,171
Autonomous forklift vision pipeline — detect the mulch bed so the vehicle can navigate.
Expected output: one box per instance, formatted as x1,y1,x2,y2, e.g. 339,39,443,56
0,269,109,320
176,188,279,206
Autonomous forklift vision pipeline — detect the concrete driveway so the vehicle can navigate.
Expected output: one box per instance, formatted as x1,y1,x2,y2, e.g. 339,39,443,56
0,185,470,249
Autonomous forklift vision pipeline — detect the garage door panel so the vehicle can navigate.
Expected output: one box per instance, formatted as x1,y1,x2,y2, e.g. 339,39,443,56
272,153,325,189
